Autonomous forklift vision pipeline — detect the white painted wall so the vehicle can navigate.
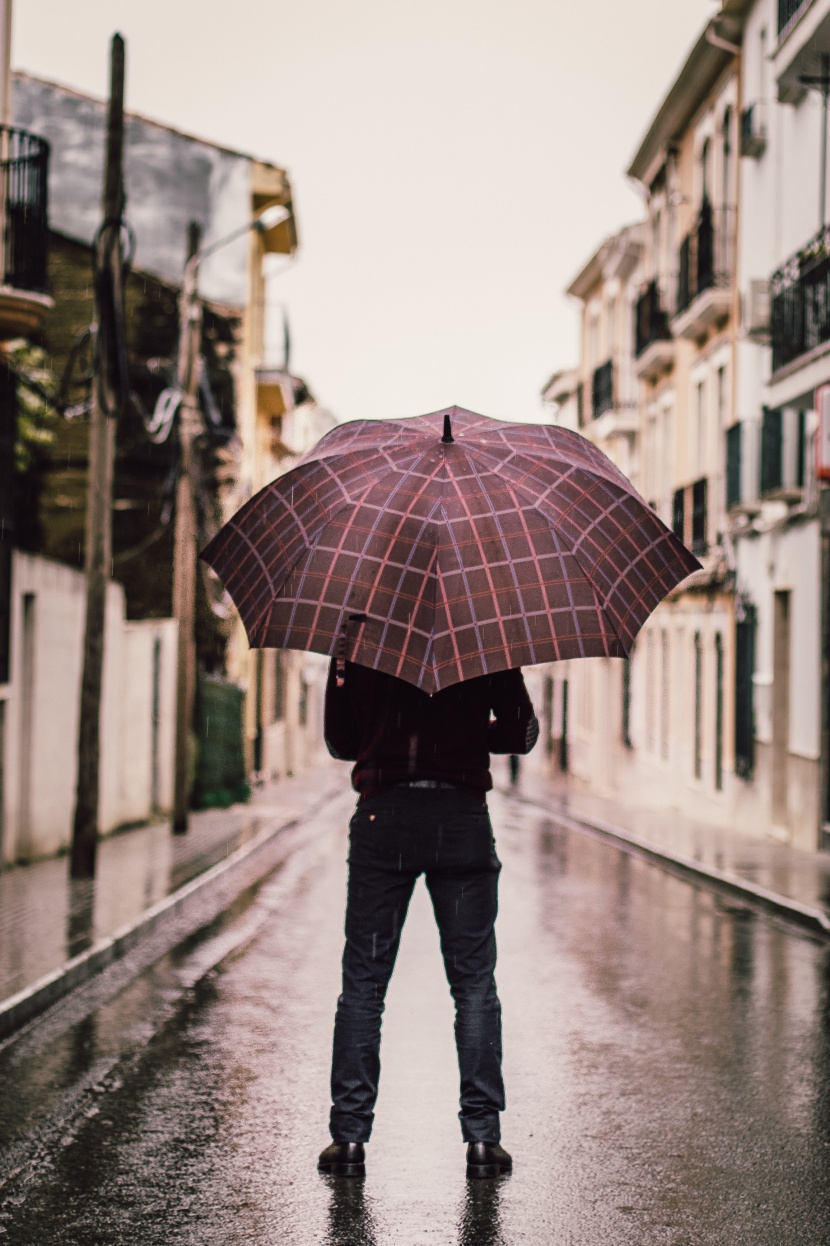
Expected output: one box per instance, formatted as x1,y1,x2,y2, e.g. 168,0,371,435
0,552,178,864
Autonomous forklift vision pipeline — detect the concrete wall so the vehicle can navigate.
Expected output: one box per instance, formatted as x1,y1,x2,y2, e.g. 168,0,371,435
0,552,177,864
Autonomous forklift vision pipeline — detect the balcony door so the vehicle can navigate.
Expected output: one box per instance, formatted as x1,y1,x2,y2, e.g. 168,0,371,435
772,591,791,830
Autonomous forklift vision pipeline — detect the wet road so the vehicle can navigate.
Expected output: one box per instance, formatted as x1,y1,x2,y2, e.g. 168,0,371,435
2,784,830,1244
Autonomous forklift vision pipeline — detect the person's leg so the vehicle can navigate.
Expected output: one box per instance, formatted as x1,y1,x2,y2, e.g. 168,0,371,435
329,800,417,1144
424,800,504,1144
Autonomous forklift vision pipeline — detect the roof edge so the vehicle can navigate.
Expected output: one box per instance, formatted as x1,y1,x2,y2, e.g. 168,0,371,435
12,68,289,175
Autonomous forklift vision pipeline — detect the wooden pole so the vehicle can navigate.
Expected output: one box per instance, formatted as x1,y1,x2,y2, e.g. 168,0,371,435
172,222,203,833
70,34,125,879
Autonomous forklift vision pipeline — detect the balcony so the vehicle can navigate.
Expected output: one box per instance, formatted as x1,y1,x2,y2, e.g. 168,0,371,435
634,279,674,382
770,224,830,373
671,202,735,341
589,359,638,441
0,127,52,339
778,0,811,37
672,478,708,556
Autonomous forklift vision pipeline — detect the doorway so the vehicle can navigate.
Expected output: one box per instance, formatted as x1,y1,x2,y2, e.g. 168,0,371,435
771,591,791,829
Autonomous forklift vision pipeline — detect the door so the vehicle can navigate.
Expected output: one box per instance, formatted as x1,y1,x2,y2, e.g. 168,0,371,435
772,591,790,829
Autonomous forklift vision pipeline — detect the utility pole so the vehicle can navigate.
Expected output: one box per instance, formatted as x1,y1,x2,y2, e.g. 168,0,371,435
172,222,203,833
71,34,126,878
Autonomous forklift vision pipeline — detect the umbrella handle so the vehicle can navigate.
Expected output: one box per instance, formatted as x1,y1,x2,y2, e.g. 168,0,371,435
336,625,347,687
336,613,368,686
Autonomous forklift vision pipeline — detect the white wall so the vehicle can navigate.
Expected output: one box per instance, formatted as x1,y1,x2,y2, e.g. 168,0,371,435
0,552,178,864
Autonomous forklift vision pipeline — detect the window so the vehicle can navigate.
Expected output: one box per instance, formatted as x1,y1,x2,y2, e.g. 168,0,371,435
716,365,727,429
735,601,756,778
715,633,724,791
621,658,633,749
701,135,712,204
694,631,703,780
645,631,656,753
721,107,733,206
273,651,285,721
661,629,670,760
695,378,706,476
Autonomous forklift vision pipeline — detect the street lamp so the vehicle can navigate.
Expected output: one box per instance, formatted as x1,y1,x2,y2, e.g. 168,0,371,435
171,203,293,833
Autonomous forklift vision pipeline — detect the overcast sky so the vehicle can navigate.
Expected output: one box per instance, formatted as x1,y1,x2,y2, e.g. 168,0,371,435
14,0,716,424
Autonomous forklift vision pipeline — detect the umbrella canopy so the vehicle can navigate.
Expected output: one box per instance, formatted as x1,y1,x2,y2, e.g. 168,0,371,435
201,406,700,693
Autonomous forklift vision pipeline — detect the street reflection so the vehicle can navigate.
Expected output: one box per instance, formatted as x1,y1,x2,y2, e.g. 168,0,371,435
66,876,96,957
322,1176,378,1246
457,1176,507,1246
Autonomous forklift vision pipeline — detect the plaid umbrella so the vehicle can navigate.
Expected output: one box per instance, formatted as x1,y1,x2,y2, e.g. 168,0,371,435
200,406,700,694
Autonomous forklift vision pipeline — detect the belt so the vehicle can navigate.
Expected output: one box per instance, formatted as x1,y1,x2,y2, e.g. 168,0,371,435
397,780,458,790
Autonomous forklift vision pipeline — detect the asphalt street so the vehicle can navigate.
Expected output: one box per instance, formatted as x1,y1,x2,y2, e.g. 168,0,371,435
2,780,830,1245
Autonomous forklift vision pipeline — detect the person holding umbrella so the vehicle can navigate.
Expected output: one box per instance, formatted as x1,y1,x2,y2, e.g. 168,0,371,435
317,655,539,1179
201,404,700,1180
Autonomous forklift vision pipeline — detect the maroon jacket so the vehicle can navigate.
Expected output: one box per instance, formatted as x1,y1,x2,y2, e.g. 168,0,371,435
324,659,539,802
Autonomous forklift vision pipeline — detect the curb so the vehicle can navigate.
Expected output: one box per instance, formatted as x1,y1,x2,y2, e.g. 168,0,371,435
504,787,830,940
0,781,344,1041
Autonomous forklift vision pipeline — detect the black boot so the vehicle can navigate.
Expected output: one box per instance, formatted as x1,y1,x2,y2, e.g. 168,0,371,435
466,1141,512,1179
318,1141,366,1178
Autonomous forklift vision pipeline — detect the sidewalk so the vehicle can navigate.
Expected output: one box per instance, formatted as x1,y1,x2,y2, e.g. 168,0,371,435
0,763,343,1023
508,765,830,938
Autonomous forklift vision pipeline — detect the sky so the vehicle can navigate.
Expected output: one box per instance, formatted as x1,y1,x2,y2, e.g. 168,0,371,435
14,0,717,425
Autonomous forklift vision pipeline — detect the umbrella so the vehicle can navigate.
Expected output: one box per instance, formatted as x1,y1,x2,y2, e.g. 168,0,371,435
200,405,700,694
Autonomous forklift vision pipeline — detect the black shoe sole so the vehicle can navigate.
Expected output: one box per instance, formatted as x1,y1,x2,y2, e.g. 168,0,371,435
318,1162,366,1178
467,1163,511,1180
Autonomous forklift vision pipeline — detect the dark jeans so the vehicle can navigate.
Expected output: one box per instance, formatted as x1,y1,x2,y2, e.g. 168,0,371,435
329,786,504,1145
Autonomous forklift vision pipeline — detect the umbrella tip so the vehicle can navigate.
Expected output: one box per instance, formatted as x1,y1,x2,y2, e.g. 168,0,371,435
441,413,454,444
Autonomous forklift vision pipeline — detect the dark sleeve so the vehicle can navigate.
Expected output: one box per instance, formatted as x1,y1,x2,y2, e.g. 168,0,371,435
324,658,360,761
486,668,540,755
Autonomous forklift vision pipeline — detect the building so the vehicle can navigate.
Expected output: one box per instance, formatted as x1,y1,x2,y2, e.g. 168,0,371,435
624,11,743,828
1,70,328,861
728,0,828,847
539,224,646,794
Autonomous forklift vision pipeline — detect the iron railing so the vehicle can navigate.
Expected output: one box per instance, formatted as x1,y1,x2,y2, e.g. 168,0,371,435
770,223,830,371
0,127,49,293
675,201,735,316
778,0,810,35
591,359,614,419
634,279,672,358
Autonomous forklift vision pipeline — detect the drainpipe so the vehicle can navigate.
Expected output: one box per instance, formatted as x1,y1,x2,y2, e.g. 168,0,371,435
705,20,741,57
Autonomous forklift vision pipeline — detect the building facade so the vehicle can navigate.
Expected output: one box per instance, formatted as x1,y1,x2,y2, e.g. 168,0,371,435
541,0,830,849
1,72,328,861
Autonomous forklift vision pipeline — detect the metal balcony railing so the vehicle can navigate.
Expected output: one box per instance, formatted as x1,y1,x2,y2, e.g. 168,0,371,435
778,0,810,36
591,359,613,419
675,201,735,317
770,223,830,371
634,279,672,358
0,127,49,293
